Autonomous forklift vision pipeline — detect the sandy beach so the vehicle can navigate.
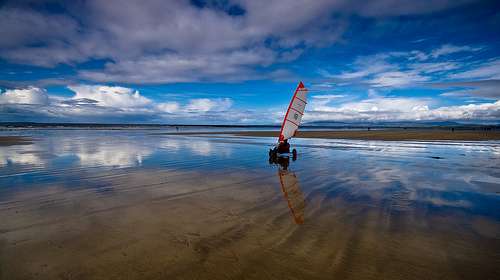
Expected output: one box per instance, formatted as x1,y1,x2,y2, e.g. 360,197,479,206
163,129,500,141
0,130,499,280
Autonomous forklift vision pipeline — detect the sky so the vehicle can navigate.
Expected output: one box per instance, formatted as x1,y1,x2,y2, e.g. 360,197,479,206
0,0,499,124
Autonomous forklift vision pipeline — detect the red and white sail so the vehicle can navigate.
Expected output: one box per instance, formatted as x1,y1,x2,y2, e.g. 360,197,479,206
279,81,308,142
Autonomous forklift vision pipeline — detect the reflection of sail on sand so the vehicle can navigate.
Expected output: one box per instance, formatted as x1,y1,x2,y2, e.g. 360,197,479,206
278,169,305,224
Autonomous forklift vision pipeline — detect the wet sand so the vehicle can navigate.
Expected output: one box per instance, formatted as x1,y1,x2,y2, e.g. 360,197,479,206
0,136,32,146
2,168,499,280
1,130,499,279
163,129,500,141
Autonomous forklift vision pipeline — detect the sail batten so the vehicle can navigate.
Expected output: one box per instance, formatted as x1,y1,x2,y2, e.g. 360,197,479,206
278,82,308,141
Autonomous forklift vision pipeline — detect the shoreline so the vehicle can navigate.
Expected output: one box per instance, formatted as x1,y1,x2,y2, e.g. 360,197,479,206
160,130,500,141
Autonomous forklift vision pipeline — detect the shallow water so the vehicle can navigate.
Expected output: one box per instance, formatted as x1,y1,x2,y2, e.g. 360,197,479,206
0,130,499,280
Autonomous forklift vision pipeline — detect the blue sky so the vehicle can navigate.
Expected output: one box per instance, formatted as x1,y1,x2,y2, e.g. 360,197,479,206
0,0,499,124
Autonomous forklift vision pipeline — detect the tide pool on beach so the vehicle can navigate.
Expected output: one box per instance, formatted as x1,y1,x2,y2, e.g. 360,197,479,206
0,129,499,280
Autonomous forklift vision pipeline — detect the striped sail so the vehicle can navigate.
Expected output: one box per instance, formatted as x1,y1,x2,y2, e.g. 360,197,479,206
279,82,308,141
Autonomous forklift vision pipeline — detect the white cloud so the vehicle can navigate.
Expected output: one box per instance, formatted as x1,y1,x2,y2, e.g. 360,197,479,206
68,85,152,108
409,62,460,73
334,54,396,80
341,98,430,113
310,94,346,110
79,49,277,83
3,83,497,123
367,89,379,98
430,44,482,58
370,71,428,87
326,47,496,104
0,84,240,123
0,87,49,105
408,50,429,61
306,96,500,122
450,59,500,80
157,102,180,113
325,44,486,89
412,101,500,121
437,80,500,99
312,94,346,100
186,98,233,112
0,0,345,82
0,0,474,83
341,0,473,17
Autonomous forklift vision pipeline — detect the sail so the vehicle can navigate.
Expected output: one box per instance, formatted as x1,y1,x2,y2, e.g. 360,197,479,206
278,169,305,224
279,81,308,141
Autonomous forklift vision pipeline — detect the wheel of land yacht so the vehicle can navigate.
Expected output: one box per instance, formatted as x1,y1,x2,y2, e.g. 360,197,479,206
269,148,276,158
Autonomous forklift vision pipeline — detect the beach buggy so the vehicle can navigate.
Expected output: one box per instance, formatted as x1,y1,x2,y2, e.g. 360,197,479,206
269,82,308,159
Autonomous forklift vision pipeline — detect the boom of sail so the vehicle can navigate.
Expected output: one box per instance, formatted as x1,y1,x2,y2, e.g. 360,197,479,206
279,82,308,142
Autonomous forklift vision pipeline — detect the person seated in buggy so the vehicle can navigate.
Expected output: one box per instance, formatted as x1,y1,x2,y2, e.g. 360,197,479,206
270,139,297,159
276,139,290,154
